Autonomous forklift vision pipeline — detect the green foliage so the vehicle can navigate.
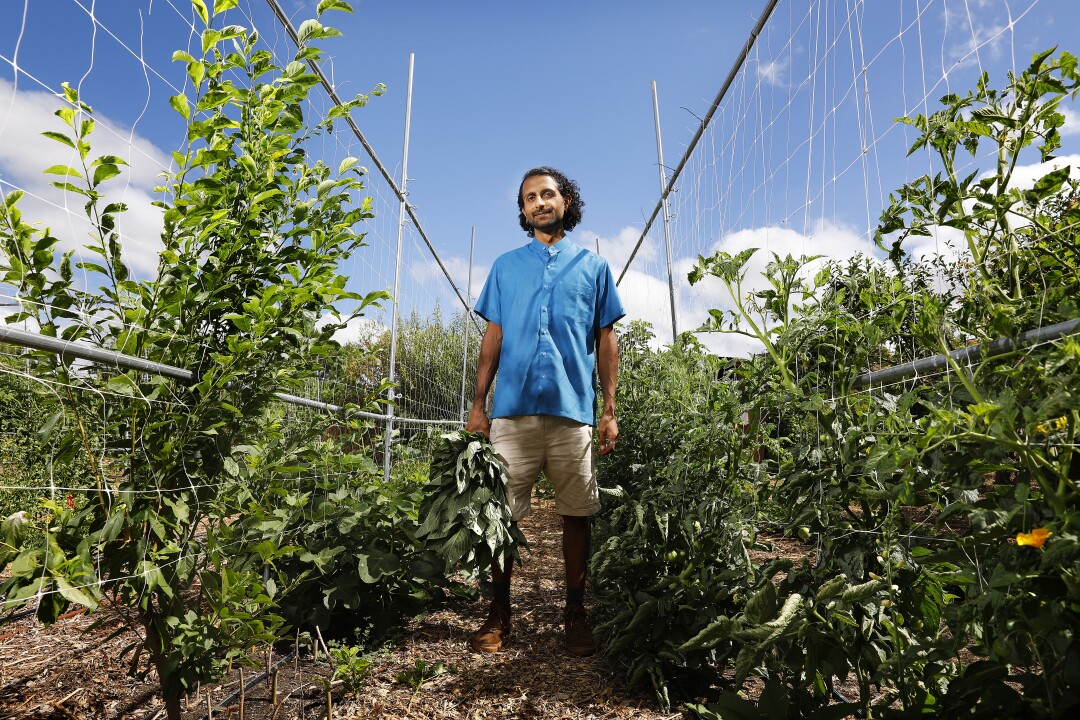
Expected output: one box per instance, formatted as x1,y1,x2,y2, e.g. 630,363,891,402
0,3,389,718
601,49,1080,719
395,658,454,691
327,641,376,694
390,306,478,422
416,430,526,588
0,353,93,532
228,418,447,639
318,304,479,424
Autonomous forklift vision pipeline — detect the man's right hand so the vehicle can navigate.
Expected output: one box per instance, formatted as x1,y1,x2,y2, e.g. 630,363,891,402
466,404,491,438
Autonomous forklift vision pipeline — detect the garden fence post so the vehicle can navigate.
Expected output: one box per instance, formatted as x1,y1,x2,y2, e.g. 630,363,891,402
652,79,678,341
459,227,475,423
384,52,415,483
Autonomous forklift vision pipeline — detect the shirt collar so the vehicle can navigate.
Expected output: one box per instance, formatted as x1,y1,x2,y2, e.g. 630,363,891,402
529,236,573,258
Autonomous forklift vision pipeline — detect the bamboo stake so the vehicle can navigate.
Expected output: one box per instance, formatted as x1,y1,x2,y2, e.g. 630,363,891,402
315,625,331,661
205,690,213,720
239,668,245,720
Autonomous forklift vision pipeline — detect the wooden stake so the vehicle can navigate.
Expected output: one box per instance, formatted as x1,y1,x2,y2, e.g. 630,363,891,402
205,690,213,720
315,625,332,661
271,669,279,704
239,668,245,720
325,687,333,719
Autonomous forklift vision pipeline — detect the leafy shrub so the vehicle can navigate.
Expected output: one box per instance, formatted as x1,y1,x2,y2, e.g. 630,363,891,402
604,49,1080,719
0,3,388,718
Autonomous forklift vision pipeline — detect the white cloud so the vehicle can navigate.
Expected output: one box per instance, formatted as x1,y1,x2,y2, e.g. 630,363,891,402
756,57,788,88
0,78,171,281
941,2,1010,72
579,225,656,276
598,220,877,357
1061,105,1080,137
1003,153,1080,190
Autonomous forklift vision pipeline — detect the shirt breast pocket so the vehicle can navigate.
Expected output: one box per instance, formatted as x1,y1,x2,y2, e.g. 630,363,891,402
559,283,595,323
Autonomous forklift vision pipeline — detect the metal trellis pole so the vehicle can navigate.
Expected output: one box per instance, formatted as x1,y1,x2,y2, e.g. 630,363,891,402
459,227,475,424
262,0,480,332
617,0,781,286
383,53,415,483
0,325,461,424
651,80,679,341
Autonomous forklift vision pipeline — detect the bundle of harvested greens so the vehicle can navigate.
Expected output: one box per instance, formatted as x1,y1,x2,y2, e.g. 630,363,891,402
417,430,527,579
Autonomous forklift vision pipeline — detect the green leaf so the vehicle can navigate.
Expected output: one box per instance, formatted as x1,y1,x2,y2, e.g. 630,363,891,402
38,410,63,442
214,0,238,14
43,165,82,178
222,456,240,477
317,0,353,15
41,131,77,151
237,154,257,178
338,156,359,175
191,0,209,25
357,548,400,583
105,375,138,397
55,575,99,609
187,60,205,86
169,94,191,121
92,164,121,186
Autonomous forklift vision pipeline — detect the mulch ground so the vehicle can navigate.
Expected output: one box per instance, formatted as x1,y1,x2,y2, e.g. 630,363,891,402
0,498,686,720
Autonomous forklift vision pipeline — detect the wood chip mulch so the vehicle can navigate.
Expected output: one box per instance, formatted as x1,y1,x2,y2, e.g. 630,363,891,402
1,497,686,719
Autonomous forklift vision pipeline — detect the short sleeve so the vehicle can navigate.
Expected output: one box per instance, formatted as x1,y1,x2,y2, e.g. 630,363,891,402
473,260,502,326
596,259,626,329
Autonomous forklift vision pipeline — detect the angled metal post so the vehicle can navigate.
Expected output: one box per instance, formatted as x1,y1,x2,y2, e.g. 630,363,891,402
618,0,781,286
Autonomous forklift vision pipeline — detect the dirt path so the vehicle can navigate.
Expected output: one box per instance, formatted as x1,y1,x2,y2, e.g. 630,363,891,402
333,496,679,719
0,498,682,719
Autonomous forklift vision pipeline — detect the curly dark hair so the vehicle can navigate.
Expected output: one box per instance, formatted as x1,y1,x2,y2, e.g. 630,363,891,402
517,166,585,237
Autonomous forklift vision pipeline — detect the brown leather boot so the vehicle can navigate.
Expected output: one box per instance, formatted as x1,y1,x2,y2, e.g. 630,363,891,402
470,602,511,653
564,602,596,657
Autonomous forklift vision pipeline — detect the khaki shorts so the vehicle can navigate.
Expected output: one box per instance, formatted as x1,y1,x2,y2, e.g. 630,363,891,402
490,415,599,521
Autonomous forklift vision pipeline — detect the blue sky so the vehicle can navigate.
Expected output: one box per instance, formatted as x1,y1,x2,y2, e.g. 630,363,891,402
2,0,1079,354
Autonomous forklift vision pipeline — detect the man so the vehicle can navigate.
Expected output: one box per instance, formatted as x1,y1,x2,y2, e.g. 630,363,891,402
465,166,625,657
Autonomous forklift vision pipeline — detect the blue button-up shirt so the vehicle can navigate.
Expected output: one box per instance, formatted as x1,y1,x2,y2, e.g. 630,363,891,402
474,238,626,426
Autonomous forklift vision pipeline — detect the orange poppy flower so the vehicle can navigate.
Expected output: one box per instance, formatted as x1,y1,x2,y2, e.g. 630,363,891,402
1016,528,1052,548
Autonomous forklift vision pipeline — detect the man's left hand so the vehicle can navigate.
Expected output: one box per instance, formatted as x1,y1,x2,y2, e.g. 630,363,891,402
598,413,619,456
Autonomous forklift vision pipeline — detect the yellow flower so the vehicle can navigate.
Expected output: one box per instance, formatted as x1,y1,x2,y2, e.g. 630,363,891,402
1053,416,1068,430
1016,528,1052,548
